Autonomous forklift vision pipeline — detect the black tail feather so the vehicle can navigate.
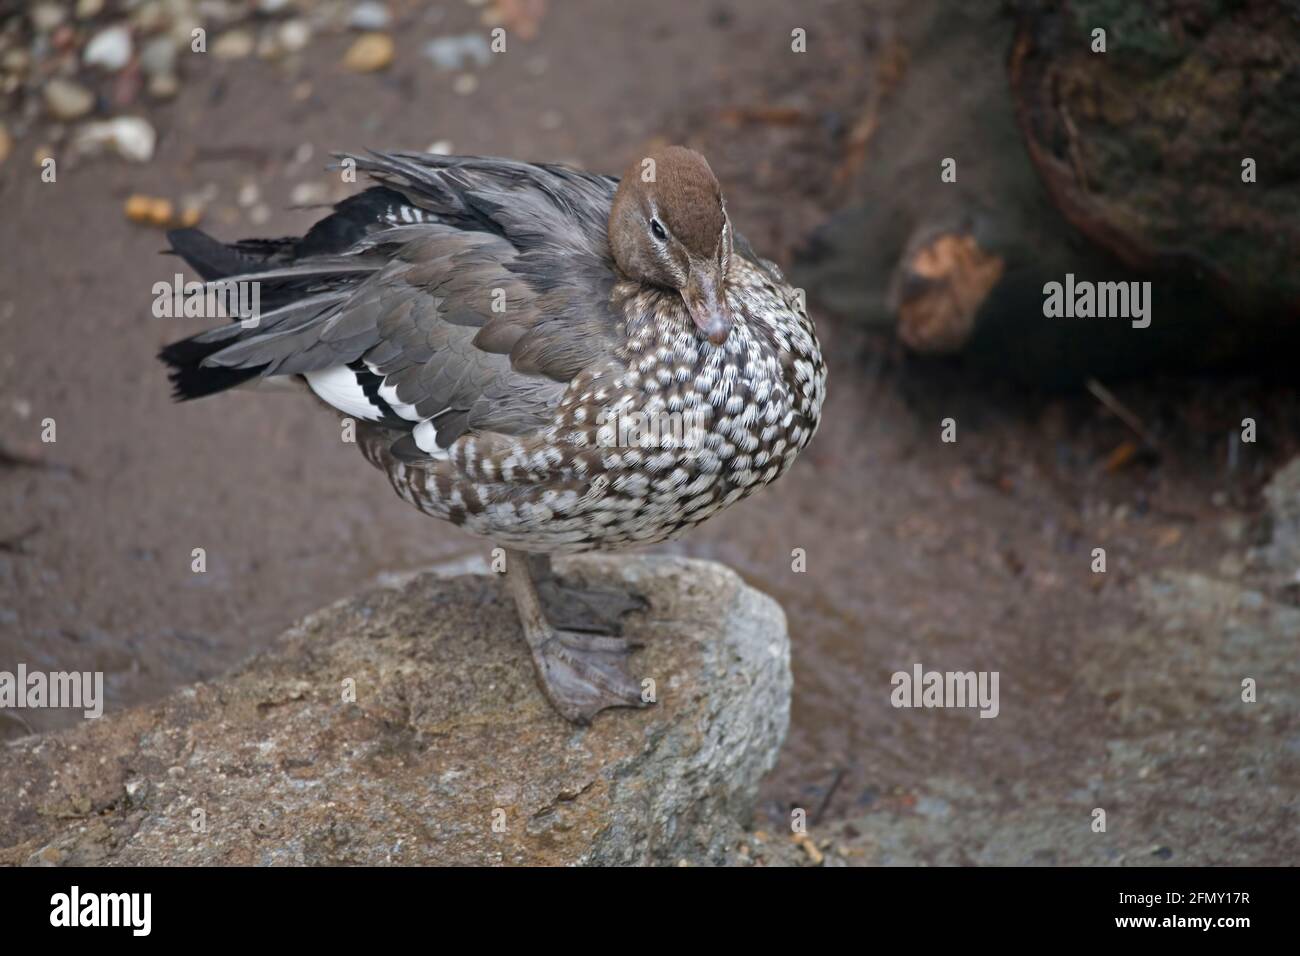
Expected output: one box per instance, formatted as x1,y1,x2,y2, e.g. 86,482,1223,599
158,185,424,402
158,335,266,400
161,228,299,400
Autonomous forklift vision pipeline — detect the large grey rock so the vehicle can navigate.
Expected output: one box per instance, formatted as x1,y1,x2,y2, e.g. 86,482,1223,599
0,556,791,866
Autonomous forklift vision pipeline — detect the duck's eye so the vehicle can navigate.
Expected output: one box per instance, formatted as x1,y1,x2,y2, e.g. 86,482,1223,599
650,218,667,241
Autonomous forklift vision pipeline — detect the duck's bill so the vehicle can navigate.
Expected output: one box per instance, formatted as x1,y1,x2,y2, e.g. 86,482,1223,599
683,267,734,346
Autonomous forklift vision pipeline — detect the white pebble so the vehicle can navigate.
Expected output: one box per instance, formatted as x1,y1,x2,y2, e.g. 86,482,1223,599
290,182,329,206
278,20,311,53
73,117,156,162
84,25,134,71
349,2,392,31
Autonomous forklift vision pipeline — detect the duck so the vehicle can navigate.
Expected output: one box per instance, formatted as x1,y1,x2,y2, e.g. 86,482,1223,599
159,146,826,723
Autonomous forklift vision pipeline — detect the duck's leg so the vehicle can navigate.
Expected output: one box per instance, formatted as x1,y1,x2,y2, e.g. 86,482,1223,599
505,549,650,723
525,553,647,634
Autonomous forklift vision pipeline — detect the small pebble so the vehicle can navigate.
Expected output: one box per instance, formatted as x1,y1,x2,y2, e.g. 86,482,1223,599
237,182,260,207
452,73,478,95
2,49,31,75
249,203,271,225
349,2,392,31
139,36,178,78
279,20,312,53
124,194,174,226
213,29,255,60
84,25,134,71
73,116,156,162
423,33,490,71
44,78,96,121
290,181,329,206
132,1,168,31
795,835,824,865
343,32,395,72
148,72,179,99
30,3,67,33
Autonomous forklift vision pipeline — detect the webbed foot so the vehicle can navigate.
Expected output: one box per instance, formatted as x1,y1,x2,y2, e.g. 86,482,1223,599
505,550,653,724
528,630,648,724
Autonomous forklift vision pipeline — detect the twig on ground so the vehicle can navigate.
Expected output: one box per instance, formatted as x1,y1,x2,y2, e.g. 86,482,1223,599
812,766,846,826
1086,378,1159,449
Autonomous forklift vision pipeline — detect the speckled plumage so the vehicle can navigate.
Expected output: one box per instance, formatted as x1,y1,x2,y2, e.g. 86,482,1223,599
360,254,823,553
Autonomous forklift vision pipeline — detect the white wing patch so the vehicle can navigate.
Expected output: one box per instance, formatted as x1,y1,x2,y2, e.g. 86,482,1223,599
305,363,446,456
370,366,423,422
413,419,440,453
304,365,382,421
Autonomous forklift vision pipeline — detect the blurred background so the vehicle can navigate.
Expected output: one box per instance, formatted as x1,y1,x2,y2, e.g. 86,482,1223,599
1,0,1297,863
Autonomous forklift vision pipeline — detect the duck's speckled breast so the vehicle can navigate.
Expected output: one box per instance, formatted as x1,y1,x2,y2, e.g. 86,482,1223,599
365,255,825,553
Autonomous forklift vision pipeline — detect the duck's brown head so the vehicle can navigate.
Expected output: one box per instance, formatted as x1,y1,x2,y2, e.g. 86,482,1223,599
609,146,734,346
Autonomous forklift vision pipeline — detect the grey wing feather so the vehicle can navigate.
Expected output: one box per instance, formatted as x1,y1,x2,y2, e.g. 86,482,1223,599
195,151,626,449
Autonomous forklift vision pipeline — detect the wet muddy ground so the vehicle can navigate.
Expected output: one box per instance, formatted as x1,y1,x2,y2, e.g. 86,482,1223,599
3,0,1297,863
